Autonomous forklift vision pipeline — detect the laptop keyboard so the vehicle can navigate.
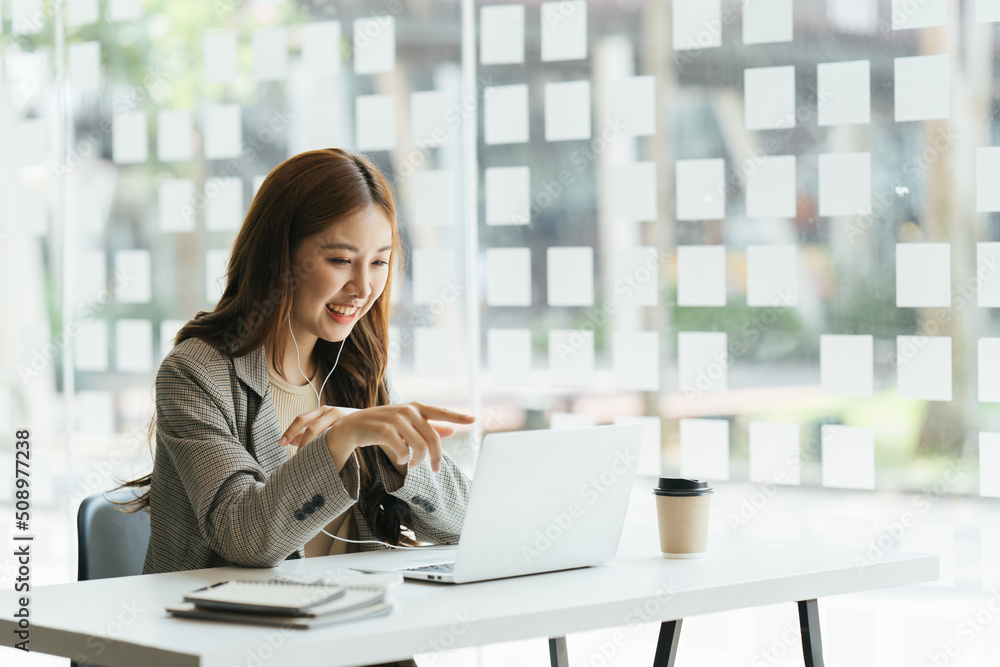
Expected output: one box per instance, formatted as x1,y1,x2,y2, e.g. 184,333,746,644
404,562,455,574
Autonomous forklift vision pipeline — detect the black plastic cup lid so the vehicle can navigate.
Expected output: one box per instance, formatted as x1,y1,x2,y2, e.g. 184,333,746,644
652,478,713,496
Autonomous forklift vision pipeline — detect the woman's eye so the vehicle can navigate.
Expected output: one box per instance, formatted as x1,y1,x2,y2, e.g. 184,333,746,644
328,259,350,265
373,260,388,267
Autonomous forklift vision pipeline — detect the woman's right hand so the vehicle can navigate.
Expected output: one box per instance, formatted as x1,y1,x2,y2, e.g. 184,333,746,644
325,402,475,473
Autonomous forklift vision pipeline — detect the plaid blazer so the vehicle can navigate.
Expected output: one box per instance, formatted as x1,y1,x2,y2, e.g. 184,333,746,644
142,336,471,574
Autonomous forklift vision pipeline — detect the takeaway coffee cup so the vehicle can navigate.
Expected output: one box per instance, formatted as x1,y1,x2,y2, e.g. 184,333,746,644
653,478,713,558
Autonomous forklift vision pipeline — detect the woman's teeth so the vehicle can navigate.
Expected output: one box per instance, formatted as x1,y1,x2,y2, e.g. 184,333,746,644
327,304,357,316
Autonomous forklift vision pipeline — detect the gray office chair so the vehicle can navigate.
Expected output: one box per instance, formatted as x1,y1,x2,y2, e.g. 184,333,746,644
76,487,150,581
74,488,151,667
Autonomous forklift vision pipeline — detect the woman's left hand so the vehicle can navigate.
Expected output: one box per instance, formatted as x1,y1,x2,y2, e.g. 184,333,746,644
280,406,459,453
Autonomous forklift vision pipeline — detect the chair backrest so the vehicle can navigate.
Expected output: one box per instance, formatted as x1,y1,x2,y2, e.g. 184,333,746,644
77,488,151,581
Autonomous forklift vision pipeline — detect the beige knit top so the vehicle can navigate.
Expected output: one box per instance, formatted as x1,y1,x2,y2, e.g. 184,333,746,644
268,364,358,557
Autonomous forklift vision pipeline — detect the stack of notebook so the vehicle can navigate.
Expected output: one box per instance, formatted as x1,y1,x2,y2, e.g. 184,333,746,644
166,577,392,629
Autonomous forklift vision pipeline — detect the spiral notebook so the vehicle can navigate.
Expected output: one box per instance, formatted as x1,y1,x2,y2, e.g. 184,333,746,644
168,579,390,628
184,579,348,615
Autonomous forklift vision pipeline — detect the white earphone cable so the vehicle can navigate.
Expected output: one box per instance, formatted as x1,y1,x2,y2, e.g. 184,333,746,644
287,316,440,551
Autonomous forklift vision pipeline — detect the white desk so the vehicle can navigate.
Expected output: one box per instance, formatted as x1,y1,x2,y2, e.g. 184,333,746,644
0,525,937,667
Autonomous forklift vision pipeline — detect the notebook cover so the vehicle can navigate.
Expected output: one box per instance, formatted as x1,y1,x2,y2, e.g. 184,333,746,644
166,600,392,629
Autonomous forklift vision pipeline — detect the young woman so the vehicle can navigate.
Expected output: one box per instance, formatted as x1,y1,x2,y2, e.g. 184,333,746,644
116,148,473,667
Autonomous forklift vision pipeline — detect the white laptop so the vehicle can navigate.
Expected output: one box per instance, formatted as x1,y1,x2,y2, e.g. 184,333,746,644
355,423,644,584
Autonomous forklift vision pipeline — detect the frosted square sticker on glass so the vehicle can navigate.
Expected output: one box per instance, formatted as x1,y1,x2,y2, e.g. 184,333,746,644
113,110,148,164
897,335,952,401
673,0,721,50
547,246,593,306
487,247,531,306
305,99,341,150
74,320,108,371
157,109,192,162
891,0,946,30
203,104,242,160
749,422,800,485
676,159,725,220
541,1,587,62
411,91,452,147
18,189,47,236
17,118,47,166
484,84,529,145
896,243,951,308
412,170,454,226
978,243,1000,306
677,245,726,307
488,328,531,385
818,152,870,216
67,0,98,28
679,418,729,480
978,0,1000,22
205,249,229,302
977,148,1000,212
12,0,43,35
109,0,142,21
411,248,453,305
205,177,244,232
744,66,795,130
895,55,949,122
158,178,194,233
252,27,288,82
544,80,591,142
980,433,1000,497
355,94,396,152
115,249,151,303
678,332,727,394
614,247,659,307
480,4,524,65
485,166,530,225
354,16,395,74
611,161,656,222
414,327,454,379
746,154,796,219
611,76,654,136
115,319,153,373
69,41,101,94
979,339,1000,402
821,334,873,397
743,0,793,44
301,21,341,76
821,425,875,490
818,60,871,126
613,331,660,391
204,31,237,84
78,250,106,301
747,245,797,307
549,329,594,387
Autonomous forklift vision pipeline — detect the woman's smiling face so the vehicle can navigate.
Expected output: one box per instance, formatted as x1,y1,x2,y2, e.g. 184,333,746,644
290,206,393,343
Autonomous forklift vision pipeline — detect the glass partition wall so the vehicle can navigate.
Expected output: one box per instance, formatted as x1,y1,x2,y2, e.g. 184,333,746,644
6,0,1000,664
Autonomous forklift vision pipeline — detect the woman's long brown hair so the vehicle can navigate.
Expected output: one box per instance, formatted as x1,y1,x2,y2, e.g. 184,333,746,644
112,147,413,547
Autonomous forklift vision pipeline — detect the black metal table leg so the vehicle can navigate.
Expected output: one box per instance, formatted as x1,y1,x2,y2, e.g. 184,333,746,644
549,636,569,667
652,618,683,667
797,599,825,667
